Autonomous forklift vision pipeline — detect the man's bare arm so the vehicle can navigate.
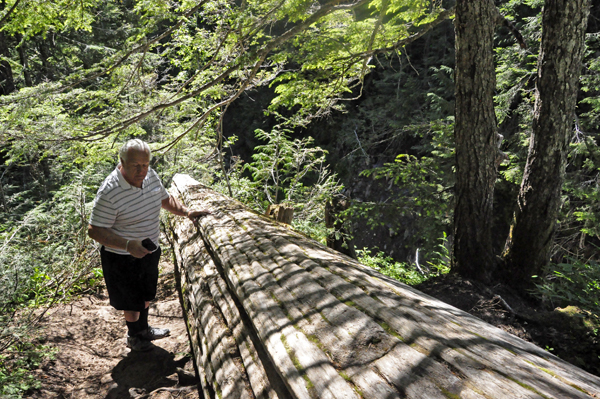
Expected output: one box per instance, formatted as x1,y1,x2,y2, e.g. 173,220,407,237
87,225,149,258
161,195,210,219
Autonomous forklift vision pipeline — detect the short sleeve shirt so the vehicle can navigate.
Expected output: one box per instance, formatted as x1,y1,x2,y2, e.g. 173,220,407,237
89,165,170,255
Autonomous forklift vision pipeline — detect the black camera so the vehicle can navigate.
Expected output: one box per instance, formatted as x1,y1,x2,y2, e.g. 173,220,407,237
142,238,158,252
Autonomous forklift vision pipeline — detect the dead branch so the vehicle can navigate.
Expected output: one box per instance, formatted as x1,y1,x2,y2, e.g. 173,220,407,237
118,46,149,97
493,294,516,315
130,386,196,399
495,9,527,49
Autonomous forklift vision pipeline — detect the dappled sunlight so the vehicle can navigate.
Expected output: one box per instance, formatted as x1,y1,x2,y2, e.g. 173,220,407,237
168,175,600,399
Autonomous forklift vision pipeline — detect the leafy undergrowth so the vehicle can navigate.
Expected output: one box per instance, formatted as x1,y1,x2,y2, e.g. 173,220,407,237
357,247,450,286
0,342,57,398
415,273,600,377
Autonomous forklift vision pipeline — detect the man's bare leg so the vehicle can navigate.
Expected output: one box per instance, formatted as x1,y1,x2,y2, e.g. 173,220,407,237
123,301,150,322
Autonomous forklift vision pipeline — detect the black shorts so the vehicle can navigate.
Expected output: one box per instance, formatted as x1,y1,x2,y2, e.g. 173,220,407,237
100,246,161,311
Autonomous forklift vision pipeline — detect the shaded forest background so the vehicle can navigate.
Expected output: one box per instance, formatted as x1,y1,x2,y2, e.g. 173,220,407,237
2,0,600,396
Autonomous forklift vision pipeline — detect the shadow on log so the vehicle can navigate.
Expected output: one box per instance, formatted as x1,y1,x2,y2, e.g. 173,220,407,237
167,174,600,399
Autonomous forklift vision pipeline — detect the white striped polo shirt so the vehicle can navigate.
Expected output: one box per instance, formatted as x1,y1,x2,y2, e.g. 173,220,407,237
89,164,170,255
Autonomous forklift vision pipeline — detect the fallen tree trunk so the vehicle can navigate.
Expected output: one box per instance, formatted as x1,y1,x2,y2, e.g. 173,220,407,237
167,174,600,399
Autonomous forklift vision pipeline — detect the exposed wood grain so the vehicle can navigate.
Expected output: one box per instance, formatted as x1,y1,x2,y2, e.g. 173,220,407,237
173,217,254,399
168,174,600,399
202,250,280,399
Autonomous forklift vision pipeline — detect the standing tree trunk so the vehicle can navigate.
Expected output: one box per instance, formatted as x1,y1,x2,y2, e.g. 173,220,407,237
0,31,14,95
502,0,591,289
0,0,14,95
453,0,499,283
16,34,32,87
325,196,356,259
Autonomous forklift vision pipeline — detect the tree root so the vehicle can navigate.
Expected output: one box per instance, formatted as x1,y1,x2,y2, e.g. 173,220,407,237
129,385,196,399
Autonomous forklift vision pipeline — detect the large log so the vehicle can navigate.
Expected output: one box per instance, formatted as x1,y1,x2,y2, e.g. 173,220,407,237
167,174,600,399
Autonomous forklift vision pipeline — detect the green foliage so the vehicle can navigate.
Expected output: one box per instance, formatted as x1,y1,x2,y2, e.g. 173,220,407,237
356,229,450,285
1,0,102,38
551,23,600,259
0,166,106,310
580,35,600,131
245,127,343,240
564,136,600,240
357,247,427,285
357,243,449,286
351,118,454,262
426,231,451,274
494,0,541,196
0,0,454,152
0,164,108,399
0,342,57,399
492,0,600,266
262,0,445,126
291,218,333,246
154,124,222,186
533,259,600,319
313,29,456,182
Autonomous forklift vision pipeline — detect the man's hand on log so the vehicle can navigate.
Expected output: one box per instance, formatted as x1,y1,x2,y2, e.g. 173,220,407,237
187,209,211,221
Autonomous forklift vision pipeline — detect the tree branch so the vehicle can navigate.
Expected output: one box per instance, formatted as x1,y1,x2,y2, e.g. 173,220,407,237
118,45,148,96
166,28,234,102
495,10,527,49
339,7,455,62
59,0,370,141
46,0,439,146
0,0,21,27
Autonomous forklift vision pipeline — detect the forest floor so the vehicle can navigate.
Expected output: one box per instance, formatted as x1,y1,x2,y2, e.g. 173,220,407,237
26,260,600,398
28,260,201,399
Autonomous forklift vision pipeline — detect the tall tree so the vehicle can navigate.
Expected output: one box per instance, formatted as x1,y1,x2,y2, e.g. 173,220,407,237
0,31,14,95
502,0,591,288
453,0,499,283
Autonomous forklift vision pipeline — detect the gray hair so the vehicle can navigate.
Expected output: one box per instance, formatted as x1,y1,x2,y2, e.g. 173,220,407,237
120,139,152,162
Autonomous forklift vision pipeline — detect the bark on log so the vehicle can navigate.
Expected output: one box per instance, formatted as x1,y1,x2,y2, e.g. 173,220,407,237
167,174,600,399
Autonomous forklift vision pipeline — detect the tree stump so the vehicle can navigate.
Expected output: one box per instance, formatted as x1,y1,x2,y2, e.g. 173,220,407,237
167,174,600,399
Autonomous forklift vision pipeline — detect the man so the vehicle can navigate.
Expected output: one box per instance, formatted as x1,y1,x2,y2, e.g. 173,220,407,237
88,139,208,351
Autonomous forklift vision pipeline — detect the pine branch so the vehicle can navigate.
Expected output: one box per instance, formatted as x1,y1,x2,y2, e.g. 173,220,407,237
56,0,372,142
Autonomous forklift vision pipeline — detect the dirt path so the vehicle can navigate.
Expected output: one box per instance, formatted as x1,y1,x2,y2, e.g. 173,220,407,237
30,260,201,399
